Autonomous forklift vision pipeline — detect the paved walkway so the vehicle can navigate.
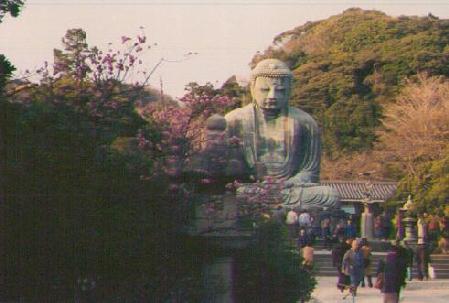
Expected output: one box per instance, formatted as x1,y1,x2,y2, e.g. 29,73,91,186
309,277,449,303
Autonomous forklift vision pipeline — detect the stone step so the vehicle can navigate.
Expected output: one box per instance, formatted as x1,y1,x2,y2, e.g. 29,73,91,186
430,258,449,262
430,264,449,269
309,239,393,252
430,255,449,260
430,254,449,260
313,269,449,279
312,253,449,279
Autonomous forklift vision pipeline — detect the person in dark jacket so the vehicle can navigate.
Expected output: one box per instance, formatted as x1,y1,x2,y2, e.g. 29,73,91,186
321,216,332,249
360,238,373,287
297,228,311,249
332,237,351,292
376,242,407,303
333,221,345,242
374,215,385,239
416,239,430,280
310,215,321,241
345,219,357,239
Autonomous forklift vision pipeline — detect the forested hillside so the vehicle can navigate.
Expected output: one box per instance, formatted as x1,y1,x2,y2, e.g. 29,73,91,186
252,8,449,159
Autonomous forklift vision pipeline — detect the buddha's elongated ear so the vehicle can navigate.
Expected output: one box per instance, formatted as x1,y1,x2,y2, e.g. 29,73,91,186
285,77,292,100
250,79,257,105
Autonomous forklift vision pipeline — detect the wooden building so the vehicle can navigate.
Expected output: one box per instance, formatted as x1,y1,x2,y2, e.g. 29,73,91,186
321,180,398,216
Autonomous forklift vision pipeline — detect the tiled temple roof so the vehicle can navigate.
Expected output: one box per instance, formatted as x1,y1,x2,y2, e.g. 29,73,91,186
320,181,397,203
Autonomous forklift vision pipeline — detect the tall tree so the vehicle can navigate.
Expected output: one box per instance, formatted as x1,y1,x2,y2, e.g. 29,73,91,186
0,0,24,23
0,0,25,296
53,28,91,80
377,74,449,177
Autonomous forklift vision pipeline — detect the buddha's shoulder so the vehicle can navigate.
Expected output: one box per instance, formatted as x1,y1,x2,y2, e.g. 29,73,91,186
289,107,318,127
224,104,253,122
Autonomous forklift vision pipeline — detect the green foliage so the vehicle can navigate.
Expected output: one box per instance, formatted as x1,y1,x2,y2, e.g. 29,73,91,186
0,54,15,91
184,81,218,97
397,147,449,214
26,77,147,145
184,78,250,109
53,28,91,79
324,95,381,156
253,8,449,156
234,221,316,302
0,0,24,23
220,75,251,106
1,90,206,300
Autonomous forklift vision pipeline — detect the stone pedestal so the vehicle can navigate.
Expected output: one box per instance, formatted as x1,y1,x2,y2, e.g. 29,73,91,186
190,193,238,235
203,257,235,303
361,203,374,240
189,192,254,303
403,216,417,242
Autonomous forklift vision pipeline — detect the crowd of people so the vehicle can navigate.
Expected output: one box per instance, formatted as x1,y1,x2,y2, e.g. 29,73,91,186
285,207,449,254
330,237,411,303
283,207,448,303
415,213,449,254
286,209,359,248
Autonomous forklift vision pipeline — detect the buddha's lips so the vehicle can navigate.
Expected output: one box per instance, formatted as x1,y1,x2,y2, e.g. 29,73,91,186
263,101,279,107
261,108,281,117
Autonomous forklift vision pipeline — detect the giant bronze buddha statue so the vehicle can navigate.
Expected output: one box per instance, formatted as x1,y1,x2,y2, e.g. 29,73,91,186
191,58,339,210
223,58,339,209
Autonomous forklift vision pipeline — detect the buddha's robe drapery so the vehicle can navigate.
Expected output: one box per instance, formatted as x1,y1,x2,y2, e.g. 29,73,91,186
225,104,339,209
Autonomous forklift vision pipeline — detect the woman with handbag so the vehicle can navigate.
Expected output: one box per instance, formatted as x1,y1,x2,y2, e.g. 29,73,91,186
360,238,373,287
333,237,351,292
376,242,407,303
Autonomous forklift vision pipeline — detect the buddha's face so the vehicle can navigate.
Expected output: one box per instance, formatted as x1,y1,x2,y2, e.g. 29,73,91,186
251,76,290,112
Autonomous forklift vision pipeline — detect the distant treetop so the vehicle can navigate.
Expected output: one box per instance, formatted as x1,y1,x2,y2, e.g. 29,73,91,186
0,0,25,23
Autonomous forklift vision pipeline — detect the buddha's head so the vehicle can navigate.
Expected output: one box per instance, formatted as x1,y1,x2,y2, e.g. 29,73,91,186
250,59,293,113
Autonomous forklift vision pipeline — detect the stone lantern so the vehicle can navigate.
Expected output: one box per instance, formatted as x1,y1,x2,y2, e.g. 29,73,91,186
401,195,417,243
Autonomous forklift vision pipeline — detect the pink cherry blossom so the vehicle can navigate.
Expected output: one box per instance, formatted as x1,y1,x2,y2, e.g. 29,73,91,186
121,36,131,44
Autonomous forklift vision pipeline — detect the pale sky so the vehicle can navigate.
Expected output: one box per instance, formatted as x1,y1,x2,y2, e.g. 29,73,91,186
1,0,449,98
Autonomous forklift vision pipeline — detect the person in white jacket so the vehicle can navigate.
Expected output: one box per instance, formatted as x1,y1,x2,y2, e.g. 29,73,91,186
286,209,299,241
